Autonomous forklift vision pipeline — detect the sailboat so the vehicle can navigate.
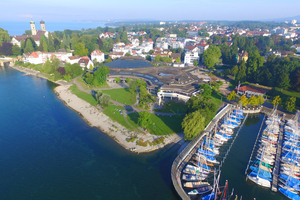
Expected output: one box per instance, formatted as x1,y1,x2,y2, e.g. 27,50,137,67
201,170,222,200
247,146,271,188
279,112,300,200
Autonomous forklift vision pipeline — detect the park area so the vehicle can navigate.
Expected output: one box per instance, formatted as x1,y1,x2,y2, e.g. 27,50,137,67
102,88,137,105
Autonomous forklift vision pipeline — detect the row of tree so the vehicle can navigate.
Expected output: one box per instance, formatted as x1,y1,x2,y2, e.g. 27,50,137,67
83,65,110,86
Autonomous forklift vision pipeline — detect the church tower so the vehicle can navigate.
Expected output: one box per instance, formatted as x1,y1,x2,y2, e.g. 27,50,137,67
30,20,37,35
40,20,46,31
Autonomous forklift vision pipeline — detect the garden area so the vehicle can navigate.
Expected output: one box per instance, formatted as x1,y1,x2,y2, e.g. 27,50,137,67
154,101,187,114
102,88,137,105
127,112,184,135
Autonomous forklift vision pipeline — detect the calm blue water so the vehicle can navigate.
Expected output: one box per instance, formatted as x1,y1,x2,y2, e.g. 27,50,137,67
0,66,180,200
0,21,110,36
220,115,287,200
0,67,291,200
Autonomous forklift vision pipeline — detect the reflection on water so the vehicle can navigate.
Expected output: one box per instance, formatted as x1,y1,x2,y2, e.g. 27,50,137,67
0,67,181,200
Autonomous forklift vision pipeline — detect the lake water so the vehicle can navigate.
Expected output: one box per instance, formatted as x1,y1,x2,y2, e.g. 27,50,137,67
0,21,110,36
0,66,290,200
0,66,180,200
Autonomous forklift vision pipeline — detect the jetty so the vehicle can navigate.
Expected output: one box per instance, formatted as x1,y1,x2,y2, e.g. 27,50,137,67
171,104,237,199
271,120,284,192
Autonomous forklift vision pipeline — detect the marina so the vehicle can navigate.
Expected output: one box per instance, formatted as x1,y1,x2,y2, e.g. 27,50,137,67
172,103,298,199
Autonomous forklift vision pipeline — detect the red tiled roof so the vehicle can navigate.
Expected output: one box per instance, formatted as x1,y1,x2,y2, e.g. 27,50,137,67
236,85,268,94
91,50,103,55
185,45,197,50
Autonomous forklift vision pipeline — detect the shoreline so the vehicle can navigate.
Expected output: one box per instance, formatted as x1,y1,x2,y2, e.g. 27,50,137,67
10,65,185,153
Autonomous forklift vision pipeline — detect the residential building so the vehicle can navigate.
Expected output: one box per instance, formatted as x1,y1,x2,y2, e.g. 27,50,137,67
24,51,72,64
91,50,105,63
291,44,300,53
109,51,125,59
238,51,249,63
184,51,199,66
67,55,80,64
78,56,94,69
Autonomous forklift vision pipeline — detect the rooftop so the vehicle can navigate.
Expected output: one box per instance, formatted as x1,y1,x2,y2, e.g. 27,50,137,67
105,58,153,69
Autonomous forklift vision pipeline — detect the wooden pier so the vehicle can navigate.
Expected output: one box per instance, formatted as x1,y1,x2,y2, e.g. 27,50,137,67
271,120,284,192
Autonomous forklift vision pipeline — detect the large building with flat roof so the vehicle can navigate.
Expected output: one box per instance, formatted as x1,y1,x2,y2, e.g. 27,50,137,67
105,57,153,69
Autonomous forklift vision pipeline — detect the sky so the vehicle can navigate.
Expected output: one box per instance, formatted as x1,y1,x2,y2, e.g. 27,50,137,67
1,0,300,22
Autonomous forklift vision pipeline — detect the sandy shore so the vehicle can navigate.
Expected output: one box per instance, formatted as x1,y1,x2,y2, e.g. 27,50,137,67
55,85,184,153
10,64,185,153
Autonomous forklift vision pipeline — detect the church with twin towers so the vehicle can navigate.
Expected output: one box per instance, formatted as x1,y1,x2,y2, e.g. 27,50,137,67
30,20,46,35
10,20,49,47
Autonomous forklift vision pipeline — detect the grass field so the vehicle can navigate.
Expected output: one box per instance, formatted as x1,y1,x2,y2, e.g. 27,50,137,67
127,113,184,135
69,84,98,106
103,105,133,131
267,88,300,107
154,101,187,113
209,90,225,105
102,88,136,105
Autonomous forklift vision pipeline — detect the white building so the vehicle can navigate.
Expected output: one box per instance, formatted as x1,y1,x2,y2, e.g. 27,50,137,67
24,51,72,64
78,56,94,69
91,50,105,63
67,55,80,64
184,51,199,66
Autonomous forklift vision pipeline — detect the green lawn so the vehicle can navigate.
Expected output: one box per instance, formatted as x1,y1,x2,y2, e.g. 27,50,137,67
102,88,136,105
267,88,300,107
69,84,98,106
127,113,184,135
154,101,187,113
103,105,133,131
209,90,225,106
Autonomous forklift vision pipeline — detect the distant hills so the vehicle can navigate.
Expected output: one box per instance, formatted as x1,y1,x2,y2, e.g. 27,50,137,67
265,15,300,22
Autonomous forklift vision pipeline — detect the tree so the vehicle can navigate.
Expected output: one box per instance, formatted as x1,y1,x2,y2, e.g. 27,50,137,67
285,96,296,112
230,65,238,76
93,65,110,85
105,57,112,63
238,95,248,106
257,95,264,105
129,80,137,93
74,42,89,56
115,77,120,83
0,42,13,55
175,57,181,63
247,95,258,106
203,45,222,69
95,91,111,108
84,72,95,85
182,110,206,140
271,95,282,107
126,78,130,83
138,111,151,129
125,53,131,56
12,45,21,56
200,84,212,96
24,39,35,53
227,91,237,101
235,60,247,83
121,31,128,43
0,28,11,46
154,55,161,62
193,60,198,66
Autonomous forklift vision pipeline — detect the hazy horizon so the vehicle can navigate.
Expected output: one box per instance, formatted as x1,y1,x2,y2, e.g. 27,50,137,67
1,0,299,22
